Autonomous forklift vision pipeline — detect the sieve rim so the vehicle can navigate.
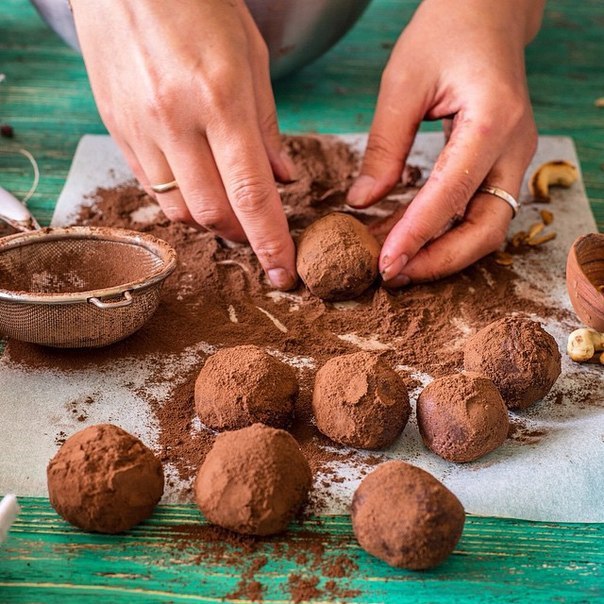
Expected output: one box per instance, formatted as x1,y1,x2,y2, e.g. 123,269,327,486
0,226,177,305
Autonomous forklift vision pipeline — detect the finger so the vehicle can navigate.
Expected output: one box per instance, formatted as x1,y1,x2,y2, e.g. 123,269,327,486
207,115,296,290
346,69,424,209
385,192,511,286
162,136,246,242
379,110,510,281
443,117,453,144
385,125,536,286
134,144,195,225
238,3,297,183
368,204,409,244
111,136,157,200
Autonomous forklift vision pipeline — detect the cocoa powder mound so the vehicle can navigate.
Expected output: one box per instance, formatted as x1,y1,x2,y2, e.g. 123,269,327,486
4,135,575,489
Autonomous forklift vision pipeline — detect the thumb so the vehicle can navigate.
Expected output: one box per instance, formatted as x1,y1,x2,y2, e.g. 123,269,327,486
347,73,424,208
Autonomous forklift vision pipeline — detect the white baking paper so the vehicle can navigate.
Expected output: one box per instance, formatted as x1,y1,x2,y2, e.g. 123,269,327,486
0,133,602,522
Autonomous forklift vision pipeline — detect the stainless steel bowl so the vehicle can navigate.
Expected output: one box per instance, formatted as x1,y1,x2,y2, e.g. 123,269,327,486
30,0,371,79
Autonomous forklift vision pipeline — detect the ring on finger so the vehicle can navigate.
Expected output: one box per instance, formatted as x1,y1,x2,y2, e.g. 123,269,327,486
477,185,519,218
151,179,179,194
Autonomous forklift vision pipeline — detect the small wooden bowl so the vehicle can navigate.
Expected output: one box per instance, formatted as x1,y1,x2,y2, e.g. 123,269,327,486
566,233,604,331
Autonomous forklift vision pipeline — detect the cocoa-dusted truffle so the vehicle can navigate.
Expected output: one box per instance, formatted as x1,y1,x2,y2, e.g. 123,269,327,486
351,461,465,570
47,424,164,534
417,373,509,463
195,423,312,536
463,317,561,410
195,345,298,430
296,212,380,301
312,351,410,449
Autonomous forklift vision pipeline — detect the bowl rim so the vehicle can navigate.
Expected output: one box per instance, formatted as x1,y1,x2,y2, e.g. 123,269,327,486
0,226,177,304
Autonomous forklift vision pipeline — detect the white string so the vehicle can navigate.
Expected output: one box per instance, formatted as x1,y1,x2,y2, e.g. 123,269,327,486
18,148,40,205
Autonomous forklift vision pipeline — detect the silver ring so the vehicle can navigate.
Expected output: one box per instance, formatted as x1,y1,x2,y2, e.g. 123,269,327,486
477,185,519,218
151,179,179,194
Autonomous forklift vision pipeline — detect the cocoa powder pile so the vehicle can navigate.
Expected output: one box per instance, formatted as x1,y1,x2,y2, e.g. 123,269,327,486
5,135,572,493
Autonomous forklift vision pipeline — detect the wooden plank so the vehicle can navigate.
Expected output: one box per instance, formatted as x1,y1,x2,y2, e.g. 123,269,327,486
1,498,602,603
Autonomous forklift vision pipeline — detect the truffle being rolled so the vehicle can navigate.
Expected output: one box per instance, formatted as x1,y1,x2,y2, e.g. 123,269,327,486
296,212,380,301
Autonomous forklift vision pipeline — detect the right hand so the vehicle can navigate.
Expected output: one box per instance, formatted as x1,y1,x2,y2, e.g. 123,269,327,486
71,0,297,290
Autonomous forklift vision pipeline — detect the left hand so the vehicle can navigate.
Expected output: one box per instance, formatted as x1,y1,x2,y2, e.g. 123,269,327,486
347,0,545,286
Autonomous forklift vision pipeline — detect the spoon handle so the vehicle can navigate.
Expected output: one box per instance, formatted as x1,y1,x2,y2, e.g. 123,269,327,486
0,186,41,232
0,494,20,543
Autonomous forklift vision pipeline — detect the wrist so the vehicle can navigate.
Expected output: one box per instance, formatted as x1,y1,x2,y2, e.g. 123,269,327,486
418,0,545,47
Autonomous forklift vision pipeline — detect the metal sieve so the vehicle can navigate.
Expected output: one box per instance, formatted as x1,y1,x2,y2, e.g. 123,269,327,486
0,194,177,348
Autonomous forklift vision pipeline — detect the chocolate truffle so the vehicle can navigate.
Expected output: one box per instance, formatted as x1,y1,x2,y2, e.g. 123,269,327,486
351,461,465,570
312,351,410,449
195,345,298,430
195,423,312,536
463,317,561,410
417,373,509,463
47,424,164,534
296,212,381,301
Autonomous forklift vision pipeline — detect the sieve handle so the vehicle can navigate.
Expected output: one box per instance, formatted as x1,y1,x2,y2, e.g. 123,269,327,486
88,290,133,309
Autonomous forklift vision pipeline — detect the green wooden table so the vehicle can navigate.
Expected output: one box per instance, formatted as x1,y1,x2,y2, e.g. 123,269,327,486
1,1,603,602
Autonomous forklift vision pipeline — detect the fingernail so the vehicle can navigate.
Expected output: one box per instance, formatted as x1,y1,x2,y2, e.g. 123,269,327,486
268,268,295,290
280,150,299,182
380,254,408,281
347,175,375,207
385,273,411,289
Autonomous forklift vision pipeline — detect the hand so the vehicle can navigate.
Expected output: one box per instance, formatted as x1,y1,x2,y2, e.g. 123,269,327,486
347,0,545,286
71,0,297,290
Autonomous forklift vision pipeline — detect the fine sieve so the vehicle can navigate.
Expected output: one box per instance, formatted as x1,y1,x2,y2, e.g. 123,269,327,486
0,190,177,348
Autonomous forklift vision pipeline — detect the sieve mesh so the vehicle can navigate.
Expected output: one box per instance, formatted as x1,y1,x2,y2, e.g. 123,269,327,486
0,227,176,348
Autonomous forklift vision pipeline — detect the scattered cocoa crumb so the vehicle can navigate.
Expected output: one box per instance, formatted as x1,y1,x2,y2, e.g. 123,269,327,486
225,555,268,602
325,579,361,600
288,574,322,603
322,554,358,578
507,418,547,444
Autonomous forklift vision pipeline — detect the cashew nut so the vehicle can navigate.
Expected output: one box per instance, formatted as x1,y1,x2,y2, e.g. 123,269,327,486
529,160,579,202
567,328,604,362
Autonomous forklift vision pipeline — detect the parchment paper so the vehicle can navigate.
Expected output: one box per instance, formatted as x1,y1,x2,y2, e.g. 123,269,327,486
1,133,602,522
